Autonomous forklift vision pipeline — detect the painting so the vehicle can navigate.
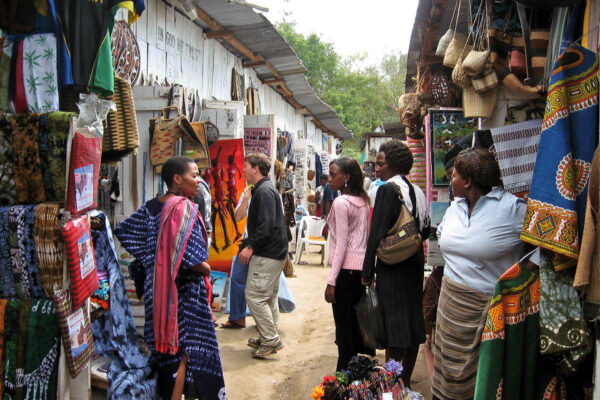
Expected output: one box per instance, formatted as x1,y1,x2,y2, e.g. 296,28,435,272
244,127,272,157
429,109,477,185
209,270,228,312
205,138,247,273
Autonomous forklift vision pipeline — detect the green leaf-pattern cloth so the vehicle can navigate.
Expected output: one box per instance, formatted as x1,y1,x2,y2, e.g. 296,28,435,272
0,38,12,112
22,34,58,113
24,300,59,400
539,250,591,375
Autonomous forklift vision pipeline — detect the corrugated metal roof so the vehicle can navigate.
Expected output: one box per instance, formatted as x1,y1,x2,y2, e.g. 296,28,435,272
184,0,353,139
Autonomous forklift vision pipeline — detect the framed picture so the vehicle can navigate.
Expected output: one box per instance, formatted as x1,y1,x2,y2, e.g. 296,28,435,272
210,271,228,312
429,109,476,186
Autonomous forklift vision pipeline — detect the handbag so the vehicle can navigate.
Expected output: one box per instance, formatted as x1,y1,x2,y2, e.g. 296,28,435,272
442,0,469,68
452,58,472,88
376,182,421,265
509,48,527,76
462,0,490,77
150,106,208,173
471,68,500,93
463,85,498,119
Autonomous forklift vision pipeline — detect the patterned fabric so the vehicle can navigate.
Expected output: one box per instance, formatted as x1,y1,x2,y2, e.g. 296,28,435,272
0,208,17,299
522,45,599,261
13,39,28,114
66,132,101,214
8,206,32,299
8,205,43,299
0,115,16,206
46,112,72,202
539,250,591,375
11,113,45,204
153,196,201,354
91,279,110,311
89,211,156,400
0,299,5,398
431,277,490,400
53,288,94,378
114,198,226,400
3,300,19,399
22,34,59,113
23,300,60,400
61,216,98,310
0,38,13,112
490,119,543,197
15,299,31,399
474,262,540,400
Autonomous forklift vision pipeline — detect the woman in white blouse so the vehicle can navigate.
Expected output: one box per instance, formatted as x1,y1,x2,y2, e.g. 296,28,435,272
432,148,526,400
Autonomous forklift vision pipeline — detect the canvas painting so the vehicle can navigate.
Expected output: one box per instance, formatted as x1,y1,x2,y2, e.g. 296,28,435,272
205,138,247,273
430,109,476,185
244,127,272,157
209,270,228,312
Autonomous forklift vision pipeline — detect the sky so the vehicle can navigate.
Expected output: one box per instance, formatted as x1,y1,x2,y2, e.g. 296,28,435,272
253,0,419,66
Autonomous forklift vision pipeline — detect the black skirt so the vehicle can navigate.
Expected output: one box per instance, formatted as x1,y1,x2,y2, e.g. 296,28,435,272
375,247,426,349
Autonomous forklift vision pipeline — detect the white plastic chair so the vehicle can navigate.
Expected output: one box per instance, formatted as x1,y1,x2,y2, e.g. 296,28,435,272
295,216,329,267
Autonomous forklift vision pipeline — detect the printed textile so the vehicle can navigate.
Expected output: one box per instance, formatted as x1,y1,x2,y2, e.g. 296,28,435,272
490,119,542,197
23,300,60,400
0,38,13,112
22,34,59,113
11,113,45,204
0,299,6,398
90,211,156,400
8,205,43,299
474,262,540,400
0,116,16,206
114,198,226,400
2,300,19,399
521,45,599,260
539,249,590,375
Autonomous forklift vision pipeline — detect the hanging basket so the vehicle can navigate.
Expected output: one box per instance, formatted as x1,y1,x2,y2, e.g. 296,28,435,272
430,71,454,106
463,86,498,119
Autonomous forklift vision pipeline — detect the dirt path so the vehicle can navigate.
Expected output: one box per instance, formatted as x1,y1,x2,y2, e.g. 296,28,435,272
215,250,432,400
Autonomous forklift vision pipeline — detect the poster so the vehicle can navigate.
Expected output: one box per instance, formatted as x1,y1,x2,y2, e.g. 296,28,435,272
67,308,88,357
74,164,94,211
206,139,247,272
244,127,272,157
77,232,95,279
429,109,476,185
209,270,228,311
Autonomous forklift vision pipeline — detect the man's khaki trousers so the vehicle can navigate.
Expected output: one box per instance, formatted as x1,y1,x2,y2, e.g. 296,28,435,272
245,255,285,346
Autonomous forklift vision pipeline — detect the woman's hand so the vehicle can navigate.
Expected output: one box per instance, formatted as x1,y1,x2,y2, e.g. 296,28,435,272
324,284,336,303
193,261,211,276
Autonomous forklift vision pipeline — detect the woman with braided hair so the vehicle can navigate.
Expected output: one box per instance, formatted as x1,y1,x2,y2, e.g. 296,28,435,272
362,140,431,386
432,148,527,400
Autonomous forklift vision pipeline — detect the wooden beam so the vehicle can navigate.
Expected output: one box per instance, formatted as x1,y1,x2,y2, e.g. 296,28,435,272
420,0,447,58
243,60,267,68
205,30,234,39
264,78,284,85
420,55,443,65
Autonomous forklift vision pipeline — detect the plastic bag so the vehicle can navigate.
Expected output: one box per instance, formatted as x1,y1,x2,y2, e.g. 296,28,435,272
355,286,387,349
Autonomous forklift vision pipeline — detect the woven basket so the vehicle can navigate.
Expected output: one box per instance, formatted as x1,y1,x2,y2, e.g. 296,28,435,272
430,71,454,106
103,75,139,161
34,203,65,298
472,69,500,93
462,49,491,77
462,86,498,119
452,58,471,89
443,34,469,68
436,29,455,57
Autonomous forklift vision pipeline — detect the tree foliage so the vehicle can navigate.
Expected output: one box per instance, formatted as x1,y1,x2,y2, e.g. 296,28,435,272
276,22,407,160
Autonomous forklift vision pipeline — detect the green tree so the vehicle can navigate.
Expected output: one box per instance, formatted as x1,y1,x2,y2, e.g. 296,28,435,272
276,23,407,160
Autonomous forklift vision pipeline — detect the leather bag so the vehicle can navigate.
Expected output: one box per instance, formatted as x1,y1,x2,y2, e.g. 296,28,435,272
376,183,421,265
150,106,209,173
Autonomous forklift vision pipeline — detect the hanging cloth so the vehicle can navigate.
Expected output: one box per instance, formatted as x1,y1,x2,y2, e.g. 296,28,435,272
11,113,45,204
22,34,59,113
0,38,13,112
521,44,599,263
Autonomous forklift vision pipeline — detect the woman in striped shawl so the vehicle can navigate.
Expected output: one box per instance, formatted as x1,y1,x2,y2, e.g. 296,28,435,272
432,148,526,400
115,156,226,400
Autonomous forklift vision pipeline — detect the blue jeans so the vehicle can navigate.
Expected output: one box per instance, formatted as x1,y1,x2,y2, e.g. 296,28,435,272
229,255,249,321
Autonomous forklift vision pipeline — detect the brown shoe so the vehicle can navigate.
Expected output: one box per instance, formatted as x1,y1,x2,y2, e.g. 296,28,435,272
252,340,284,358
247,338,261,349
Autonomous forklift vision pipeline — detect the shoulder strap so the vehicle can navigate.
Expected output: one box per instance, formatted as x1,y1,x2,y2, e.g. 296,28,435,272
401,176,418,220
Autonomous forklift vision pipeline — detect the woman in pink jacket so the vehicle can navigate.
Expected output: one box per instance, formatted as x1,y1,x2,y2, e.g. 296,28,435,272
324,157,375,371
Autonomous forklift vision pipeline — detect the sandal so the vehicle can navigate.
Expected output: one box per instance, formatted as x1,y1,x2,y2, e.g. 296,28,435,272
220,320,245,329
